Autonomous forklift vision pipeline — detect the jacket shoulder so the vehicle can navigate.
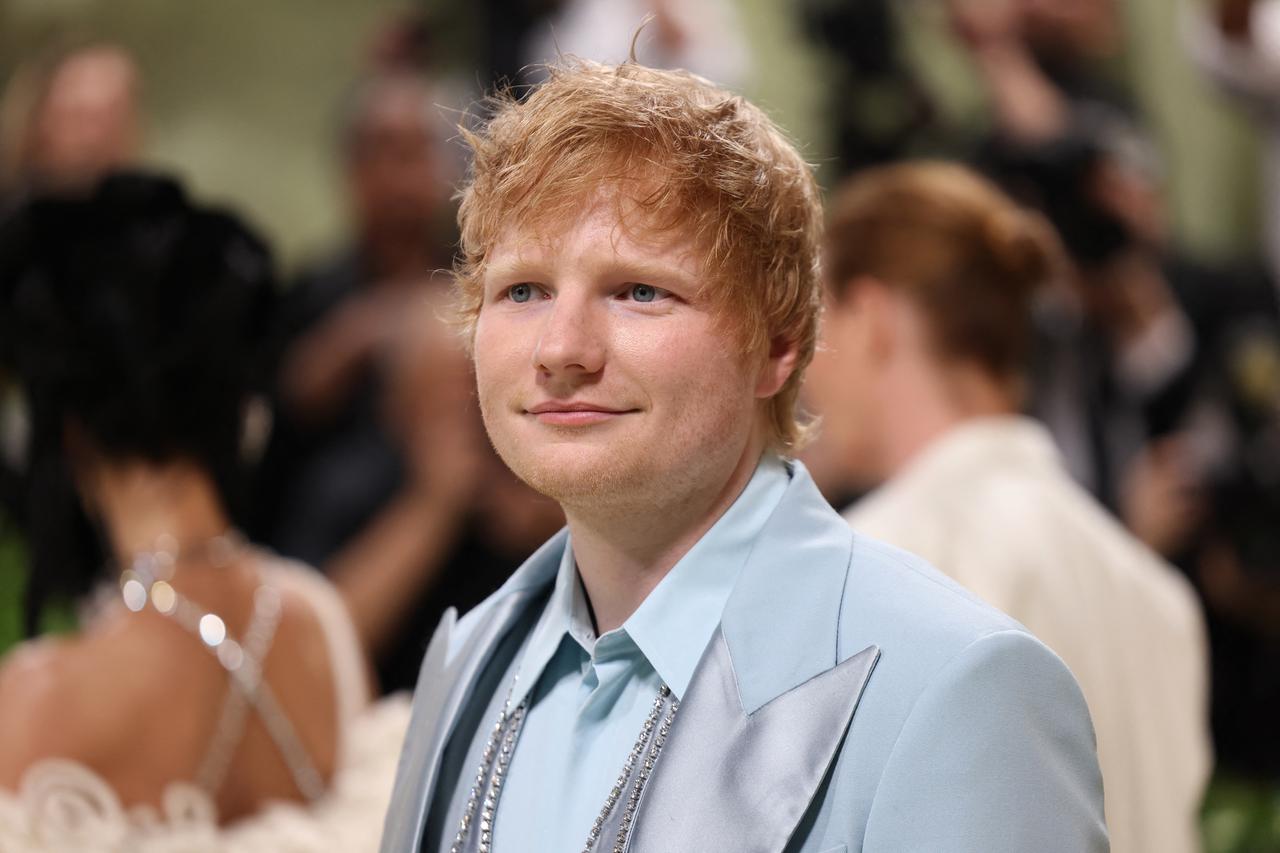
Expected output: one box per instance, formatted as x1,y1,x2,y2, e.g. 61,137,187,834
839,533,1030,663
819,535,1106,851
859,626,1107,851
835,532,1084,715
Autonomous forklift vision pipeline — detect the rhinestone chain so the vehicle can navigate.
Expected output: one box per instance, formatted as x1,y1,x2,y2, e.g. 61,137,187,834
449,681,680,853
583,685,674,852
451,685,527,853
609,690,678,853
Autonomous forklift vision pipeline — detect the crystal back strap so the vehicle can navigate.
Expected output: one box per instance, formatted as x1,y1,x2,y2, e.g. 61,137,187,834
195,583,283,794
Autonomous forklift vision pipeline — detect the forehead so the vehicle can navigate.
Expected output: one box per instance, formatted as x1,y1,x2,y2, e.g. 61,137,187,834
484,189,706,281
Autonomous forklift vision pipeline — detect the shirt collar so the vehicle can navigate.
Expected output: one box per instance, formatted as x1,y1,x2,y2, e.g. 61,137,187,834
509,540,590,708
510,455,792,706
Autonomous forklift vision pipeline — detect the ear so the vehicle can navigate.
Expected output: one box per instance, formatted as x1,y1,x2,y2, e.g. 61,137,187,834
755,334,802,400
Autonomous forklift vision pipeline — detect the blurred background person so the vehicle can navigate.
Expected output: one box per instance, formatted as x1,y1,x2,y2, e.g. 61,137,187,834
948,0,1128,148
941,0,1280,798
521,0,750,89
0,40,141,199
407,0,748,94
249,68,562,694
806,161,1211,853
798,0,936,175
1187,0,1280,290
1182,0,1280,738
946,0,1199,515
0,39,145,653
0,172,407,849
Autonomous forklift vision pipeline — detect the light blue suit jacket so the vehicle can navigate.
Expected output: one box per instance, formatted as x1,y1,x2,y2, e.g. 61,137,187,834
382,463,1108,852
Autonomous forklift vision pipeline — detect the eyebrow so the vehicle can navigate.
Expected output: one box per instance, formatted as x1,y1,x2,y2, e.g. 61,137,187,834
483,255,701,293
608,258,700,291
483,257,546,287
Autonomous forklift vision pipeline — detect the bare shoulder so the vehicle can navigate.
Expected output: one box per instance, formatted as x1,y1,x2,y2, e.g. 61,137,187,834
0,635,96,785
0,612,191,787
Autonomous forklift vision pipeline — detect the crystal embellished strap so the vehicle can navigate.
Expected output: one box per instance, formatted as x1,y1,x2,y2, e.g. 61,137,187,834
195,584,283,794
123,562,327,803
179,586,326,801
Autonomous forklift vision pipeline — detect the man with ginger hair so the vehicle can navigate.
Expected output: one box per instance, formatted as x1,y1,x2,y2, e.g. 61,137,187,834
381,60,1107,853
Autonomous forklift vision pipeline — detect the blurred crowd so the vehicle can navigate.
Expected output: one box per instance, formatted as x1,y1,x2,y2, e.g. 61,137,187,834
0,0,1278,851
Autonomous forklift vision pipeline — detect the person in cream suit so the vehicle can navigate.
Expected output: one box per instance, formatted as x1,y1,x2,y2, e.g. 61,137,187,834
381,59,1108,853
807,162,1210,853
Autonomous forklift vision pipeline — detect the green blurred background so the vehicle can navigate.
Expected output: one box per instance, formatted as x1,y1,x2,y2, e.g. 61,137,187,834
0,0,1263,268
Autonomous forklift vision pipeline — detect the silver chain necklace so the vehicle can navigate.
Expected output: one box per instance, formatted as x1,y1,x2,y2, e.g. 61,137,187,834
450,679,680,853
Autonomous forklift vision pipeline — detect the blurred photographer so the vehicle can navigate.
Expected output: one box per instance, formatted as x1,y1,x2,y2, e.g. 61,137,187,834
959,0,1280,784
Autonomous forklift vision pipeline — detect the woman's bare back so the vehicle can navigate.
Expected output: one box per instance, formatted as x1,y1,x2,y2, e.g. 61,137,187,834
0,552,343,824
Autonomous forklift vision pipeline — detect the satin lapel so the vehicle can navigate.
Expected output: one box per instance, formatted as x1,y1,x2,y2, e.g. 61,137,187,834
626,629,879,853
719,464,861,715
380,529,568,852
379,591,534,852
381,608,457,852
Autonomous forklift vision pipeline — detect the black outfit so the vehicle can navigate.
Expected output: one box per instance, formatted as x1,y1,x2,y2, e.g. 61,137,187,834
1169,259,1280,778
250,250,515,693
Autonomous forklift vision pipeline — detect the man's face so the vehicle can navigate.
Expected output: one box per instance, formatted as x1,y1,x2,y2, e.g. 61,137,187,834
473,193,770,512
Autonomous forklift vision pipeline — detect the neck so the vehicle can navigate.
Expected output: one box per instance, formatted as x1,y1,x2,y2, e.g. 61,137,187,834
86,459,234,571
564,437,767,635
881,359,1018,479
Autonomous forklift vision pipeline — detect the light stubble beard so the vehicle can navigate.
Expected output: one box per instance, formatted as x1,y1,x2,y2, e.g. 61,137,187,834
478,401,756,527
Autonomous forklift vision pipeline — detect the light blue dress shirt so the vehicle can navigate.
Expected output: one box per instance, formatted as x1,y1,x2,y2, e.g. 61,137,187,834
486,455,791,852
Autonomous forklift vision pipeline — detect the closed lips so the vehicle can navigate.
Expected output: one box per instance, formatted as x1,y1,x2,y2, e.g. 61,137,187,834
525,402,635,414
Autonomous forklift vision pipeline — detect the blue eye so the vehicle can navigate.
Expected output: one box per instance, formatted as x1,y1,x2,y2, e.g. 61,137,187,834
509,283,535,303
628,284,658,303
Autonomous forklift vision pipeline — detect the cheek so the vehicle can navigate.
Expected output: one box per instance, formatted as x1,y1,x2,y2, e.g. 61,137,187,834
472,314,526,406
637,323,756,418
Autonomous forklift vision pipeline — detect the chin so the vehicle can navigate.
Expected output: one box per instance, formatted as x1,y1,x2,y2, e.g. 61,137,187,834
482,399,754,513
491,432,659,508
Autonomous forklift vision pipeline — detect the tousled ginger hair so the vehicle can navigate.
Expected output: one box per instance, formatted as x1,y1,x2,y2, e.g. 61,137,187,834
454,59,824,454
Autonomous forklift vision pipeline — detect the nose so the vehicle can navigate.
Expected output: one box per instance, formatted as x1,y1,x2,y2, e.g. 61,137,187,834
533,291,606,382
